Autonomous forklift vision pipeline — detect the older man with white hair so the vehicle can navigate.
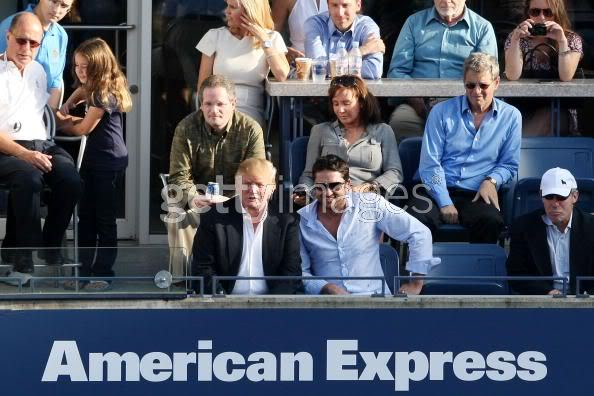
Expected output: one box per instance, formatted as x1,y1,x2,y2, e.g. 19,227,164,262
507,168,594,295
407,52,521,244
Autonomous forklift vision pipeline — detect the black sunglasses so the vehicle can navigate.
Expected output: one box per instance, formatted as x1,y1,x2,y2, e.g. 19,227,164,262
312,182,346,193
330,75,358,87
528,8,554,18
464,81,492,90
543,194,571,201
13,36,41,48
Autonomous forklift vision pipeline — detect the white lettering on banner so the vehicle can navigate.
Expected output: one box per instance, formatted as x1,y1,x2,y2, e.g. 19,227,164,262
41,339,547,392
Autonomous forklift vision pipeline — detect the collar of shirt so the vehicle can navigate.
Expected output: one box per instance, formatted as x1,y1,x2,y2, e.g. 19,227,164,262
328,14,359,38
542,212,573,233
427,5,470,28
241,203,268,226
461,94,499,118
298,192,354,229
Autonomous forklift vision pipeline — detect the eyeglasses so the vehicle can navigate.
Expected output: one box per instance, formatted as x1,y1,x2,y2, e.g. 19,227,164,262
528,8,553,18
330,75,358,87
312,181,345,194
543,194,571,201
13,37,41,49
464,81,493,90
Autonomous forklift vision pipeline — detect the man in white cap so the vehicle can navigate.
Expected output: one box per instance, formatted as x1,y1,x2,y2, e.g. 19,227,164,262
506,167,594,295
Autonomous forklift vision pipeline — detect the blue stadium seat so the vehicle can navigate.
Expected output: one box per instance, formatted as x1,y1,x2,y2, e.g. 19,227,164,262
379,243,399,294
398,137,422,187
511,137,594,220
421,243,509,295
288,136,310,186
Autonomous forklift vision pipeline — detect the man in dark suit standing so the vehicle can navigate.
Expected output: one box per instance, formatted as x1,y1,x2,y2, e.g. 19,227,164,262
192,158,302,295
506,168,594,295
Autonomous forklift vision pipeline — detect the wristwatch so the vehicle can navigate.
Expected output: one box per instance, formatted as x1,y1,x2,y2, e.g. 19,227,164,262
485,176,497,186
262,40,272,49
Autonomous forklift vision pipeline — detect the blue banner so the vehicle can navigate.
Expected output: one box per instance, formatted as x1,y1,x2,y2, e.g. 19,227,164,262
1,308,592,395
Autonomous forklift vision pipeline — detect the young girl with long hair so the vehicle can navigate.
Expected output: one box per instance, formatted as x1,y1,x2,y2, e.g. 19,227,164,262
58,37,132,291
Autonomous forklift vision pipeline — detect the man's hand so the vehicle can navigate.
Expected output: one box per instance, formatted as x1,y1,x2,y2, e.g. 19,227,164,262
399,278,424,295
440,204,459,224
286,47,305,64
292,193,307,206
548,289,562,296
17,150,52,173
472,180,500,211
406,97,428,119
360,33,385,56
321,283,350,295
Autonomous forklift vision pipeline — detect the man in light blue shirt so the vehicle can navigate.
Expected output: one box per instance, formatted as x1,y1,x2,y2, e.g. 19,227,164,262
304,0,384,79
299,155,439,295
408,53,521,244
387,0,497,140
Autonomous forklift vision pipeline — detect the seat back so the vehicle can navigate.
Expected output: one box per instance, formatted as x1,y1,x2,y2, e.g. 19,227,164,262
422,243,508,295
289,136,310,186
379,243,399,294
398,137,423,187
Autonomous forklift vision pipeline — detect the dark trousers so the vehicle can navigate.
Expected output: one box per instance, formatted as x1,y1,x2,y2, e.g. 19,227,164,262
406,186,504,243
78,168,124,277
0,141,81,270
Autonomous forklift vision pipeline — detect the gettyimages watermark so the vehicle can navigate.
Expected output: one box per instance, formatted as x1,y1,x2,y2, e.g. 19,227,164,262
161,176,435,224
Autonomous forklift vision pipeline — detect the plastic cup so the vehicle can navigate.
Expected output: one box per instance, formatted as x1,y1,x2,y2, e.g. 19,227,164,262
328,58,337,78
295,57,312,81
312,59,328,82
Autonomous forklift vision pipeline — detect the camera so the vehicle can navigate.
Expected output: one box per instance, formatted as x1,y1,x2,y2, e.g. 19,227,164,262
529,23,547,36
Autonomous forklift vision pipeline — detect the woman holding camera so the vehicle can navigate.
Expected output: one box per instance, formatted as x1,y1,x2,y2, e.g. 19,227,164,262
504,0,583,136
505,0,582,82
294,75,403,206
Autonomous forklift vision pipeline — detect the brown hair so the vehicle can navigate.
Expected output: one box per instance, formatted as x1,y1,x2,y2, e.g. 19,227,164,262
72,37,132,112
328,75,381,126
524,0,572,31
312,154,350,181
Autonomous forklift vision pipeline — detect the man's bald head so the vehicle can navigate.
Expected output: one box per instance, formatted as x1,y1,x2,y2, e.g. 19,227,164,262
6,12,43,71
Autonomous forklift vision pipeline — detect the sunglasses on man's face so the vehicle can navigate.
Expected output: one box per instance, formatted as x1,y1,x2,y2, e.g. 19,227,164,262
528,8,554,18
464,81,492,90
543,194,571,201
312,181,346,194
13,37,41,49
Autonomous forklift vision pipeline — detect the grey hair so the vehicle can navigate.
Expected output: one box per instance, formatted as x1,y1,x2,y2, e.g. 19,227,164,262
463,52,500,81
198,74,236,103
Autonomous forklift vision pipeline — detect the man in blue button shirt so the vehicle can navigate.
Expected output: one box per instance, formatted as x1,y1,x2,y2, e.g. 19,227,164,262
299,155,439,295
304,0,384,79
408,53,521,244
387,0,497,140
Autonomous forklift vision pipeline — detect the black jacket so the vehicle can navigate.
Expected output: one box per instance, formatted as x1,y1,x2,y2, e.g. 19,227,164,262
506,207,594,294
192,197,303,295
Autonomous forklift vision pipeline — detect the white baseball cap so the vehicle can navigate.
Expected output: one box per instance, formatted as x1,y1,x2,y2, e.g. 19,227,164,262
540,167,577,197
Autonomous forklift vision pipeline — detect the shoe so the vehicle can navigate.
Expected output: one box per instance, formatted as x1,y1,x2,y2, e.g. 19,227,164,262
1,270,32,287
38,250,66,266
84,280,112,292
63,279,88,291
13,254,34,274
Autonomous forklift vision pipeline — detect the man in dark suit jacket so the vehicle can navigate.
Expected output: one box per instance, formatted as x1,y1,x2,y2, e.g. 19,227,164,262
506,167,594,295
192,158,302,295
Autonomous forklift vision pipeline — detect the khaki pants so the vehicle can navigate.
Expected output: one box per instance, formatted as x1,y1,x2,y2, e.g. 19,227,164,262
164,208,201,278
389,103,425,142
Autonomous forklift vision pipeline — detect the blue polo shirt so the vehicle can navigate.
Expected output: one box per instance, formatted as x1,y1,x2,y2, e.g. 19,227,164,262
0,4,68,90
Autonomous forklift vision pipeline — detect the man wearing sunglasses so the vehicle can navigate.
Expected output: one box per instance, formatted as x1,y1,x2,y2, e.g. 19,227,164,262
507,168,594,295
299,155,439,295
409,52,521,244
0,13,81,286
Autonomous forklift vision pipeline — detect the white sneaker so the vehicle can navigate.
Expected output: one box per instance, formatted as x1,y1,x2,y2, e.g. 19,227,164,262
1,270,32,287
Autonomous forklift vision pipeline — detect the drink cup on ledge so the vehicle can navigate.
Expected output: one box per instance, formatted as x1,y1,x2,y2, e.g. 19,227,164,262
312,59,328,82
295,57,312,81
328,58,337,78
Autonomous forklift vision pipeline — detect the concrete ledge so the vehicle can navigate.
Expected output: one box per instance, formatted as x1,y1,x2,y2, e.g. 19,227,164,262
1,295,594,310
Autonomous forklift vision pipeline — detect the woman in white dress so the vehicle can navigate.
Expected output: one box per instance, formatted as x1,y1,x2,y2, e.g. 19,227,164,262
196,0,290,126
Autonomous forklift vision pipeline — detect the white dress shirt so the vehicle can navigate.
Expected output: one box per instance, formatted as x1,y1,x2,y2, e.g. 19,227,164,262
232,208,269,295
0,54,48,140
542,214,572,291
